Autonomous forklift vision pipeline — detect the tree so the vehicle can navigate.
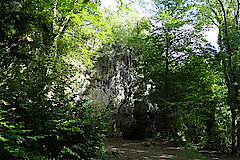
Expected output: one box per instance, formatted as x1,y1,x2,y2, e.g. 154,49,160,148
200,0,240,154
138,0,210,139
0,0,112,159
145,0,204,100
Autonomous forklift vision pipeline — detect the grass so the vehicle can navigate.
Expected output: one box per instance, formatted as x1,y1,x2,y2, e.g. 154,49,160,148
177,147,209,160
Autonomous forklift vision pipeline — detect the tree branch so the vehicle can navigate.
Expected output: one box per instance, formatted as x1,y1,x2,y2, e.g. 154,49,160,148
53,0,59,35
235,0,240,31
210,8,222,24
209,16,219,26
53,15,71,47
217,0,231,56
52,0,81,55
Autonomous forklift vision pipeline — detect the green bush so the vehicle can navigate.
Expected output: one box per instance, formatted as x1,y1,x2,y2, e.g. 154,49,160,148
0,57,110,159
0,89,110,160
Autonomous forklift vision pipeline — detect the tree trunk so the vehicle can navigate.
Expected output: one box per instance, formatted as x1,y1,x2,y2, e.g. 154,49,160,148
205,105,216,150
217,0,239,154
230,105,237,154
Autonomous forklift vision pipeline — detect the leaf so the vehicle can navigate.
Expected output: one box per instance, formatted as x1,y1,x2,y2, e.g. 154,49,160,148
0,136,9,142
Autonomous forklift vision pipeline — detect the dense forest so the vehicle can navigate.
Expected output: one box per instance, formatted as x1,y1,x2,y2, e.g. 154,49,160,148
0,0,240,159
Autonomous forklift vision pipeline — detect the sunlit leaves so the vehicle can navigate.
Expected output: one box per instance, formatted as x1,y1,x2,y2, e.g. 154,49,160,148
0,0,111,159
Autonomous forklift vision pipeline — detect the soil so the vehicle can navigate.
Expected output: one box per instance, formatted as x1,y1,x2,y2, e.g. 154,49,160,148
103,138,240,160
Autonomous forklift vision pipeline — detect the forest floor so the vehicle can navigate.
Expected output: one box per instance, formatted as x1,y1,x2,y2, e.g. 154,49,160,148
103,138,240,160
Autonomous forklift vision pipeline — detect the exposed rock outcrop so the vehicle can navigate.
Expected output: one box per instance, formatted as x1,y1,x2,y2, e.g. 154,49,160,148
84,44,158,139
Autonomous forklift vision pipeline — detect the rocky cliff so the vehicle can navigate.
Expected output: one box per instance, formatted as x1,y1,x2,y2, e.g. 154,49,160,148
85,44,158,139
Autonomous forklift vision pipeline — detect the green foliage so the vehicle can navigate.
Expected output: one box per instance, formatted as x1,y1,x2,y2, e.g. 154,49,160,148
198,0,240,154
101,3,147,46
177,147,209,160
0,0,239,158
99,0,238,155
58,6,114,69
120,0,234,154
133,0,213,144
0,50,110,159
0,0,112,159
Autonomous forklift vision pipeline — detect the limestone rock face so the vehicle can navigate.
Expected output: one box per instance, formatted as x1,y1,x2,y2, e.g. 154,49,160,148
85,44,157,139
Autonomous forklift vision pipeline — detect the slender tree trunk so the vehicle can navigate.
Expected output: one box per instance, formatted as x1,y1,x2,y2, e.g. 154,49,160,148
165,42,169,100
163,27,171,138
222,45,238,155
164,30,170,100
217,0,239,154
237,119,240,153
205,104,216,149
230,104,237,154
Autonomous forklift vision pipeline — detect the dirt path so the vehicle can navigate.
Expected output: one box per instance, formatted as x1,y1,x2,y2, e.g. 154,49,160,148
103,138,240,160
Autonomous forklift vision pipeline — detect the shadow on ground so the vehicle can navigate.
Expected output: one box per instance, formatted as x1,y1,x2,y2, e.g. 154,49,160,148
103,138,240,160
